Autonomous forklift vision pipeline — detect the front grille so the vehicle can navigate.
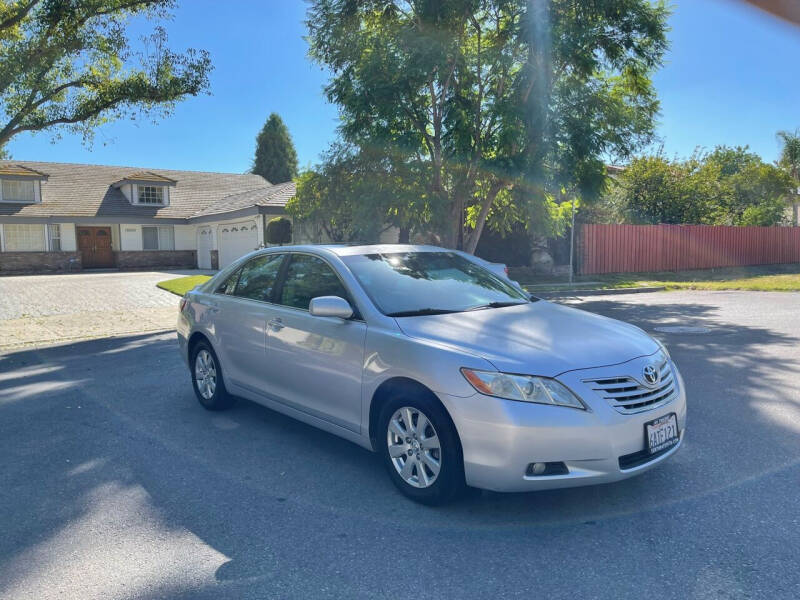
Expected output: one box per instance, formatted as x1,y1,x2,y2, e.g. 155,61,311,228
583,358,676,414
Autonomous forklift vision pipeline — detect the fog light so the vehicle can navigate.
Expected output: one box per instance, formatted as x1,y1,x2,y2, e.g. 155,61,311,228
525,461,569,477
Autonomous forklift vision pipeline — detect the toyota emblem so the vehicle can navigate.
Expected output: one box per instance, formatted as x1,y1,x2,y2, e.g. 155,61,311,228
642,364,659,386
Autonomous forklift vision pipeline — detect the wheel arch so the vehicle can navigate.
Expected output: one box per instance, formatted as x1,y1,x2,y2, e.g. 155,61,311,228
188,331,212,358
368,376,461,454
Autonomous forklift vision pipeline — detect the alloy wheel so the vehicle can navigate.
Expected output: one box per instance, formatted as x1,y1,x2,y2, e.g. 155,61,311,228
194,349,217,400
386,406,442,488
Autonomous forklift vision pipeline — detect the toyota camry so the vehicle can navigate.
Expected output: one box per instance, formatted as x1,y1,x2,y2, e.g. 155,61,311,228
177,245,686,505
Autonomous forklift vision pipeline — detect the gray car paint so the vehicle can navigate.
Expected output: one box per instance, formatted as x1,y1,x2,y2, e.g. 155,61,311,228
177,244,686,492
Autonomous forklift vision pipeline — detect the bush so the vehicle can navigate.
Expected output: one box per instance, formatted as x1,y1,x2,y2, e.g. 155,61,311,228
474,223,532,267
266,217,292,245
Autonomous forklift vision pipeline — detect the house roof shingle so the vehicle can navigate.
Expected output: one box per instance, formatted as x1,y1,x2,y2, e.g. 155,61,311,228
193,181,296,218
0,160,294,220
0,164,48,178
112,171,178,186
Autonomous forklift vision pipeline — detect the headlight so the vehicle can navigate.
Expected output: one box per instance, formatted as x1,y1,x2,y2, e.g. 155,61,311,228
460,368,586,409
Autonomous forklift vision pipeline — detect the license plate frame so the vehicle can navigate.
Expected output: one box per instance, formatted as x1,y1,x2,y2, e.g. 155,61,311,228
645,413,679,454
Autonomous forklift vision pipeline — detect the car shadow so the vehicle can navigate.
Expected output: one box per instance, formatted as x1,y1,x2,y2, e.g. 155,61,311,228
1,292,799,596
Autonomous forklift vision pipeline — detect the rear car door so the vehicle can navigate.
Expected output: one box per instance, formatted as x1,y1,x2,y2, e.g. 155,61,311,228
212,253,285,394
265,253,367,432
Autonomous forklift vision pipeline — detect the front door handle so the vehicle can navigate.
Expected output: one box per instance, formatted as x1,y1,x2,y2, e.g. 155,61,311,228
268,317,284,331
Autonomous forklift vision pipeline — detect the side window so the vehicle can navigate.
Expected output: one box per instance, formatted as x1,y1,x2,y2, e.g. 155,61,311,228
233,254,284,302
215,268,241,295
279,255,349,311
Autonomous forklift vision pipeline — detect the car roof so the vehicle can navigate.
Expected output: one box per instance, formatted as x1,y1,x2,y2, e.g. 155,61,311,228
265,244,452,257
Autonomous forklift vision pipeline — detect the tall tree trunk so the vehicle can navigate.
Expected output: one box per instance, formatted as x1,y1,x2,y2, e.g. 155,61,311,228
464,182,504,254
443,196,464,249
398,226,410,244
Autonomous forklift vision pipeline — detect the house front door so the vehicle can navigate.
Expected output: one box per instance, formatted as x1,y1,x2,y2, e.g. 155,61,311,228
77,226,114,268
197,226,213,269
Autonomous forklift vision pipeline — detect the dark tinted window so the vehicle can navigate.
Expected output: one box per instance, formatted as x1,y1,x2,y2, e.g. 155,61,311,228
233,254,284,302
216,268,241,295
279,254,349,310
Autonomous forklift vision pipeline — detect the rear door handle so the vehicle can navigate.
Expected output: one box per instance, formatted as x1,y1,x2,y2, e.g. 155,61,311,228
268,317,284,331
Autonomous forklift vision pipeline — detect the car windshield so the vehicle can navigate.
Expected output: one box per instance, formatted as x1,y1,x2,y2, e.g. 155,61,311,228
341,251,529,317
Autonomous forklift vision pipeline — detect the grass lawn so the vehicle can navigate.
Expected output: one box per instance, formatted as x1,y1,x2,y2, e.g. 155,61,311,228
515,263,800,292
157,275,212,296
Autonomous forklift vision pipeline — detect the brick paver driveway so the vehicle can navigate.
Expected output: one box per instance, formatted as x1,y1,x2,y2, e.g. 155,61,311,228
0,270,210,349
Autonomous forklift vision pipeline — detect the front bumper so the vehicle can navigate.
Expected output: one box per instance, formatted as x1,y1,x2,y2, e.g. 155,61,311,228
437,364,687,493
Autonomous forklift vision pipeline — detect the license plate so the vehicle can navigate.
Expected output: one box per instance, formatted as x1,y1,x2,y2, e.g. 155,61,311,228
646,413,679,454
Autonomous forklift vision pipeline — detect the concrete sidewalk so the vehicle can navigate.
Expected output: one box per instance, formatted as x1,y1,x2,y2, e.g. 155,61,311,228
0,270,203,350
0,307,178,349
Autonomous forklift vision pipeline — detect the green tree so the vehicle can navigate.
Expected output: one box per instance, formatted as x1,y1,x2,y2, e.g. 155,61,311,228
290,141,428,243
0,1,211,148
777,129,800,224
305,0,668,251
608,146,793,226
703,146,793,226
251,113,298,184
289,142,425,242
289,165,368,243
608,153,716,225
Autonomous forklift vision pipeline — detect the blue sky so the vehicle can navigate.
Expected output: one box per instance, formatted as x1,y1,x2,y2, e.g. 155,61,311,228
5,0,800,172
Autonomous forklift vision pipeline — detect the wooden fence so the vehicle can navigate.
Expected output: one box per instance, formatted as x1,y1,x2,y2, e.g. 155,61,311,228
579,224,800,274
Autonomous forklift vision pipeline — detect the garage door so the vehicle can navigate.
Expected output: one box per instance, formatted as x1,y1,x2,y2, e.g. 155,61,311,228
218,220,259,268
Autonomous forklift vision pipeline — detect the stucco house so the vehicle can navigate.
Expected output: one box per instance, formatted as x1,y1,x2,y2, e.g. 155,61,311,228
0,160,297,273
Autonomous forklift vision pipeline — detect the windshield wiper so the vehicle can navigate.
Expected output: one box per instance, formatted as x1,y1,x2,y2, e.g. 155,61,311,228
465,301,528,312
386,308,460,317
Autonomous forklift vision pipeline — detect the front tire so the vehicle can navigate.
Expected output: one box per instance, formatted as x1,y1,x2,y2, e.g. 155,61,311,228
191,341,235,411
378,393,465,505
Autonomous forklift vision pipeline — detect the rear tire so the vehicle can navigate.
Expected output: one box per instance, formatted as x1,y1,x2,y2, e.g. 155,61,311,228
378,392,466,505
190,341,236,411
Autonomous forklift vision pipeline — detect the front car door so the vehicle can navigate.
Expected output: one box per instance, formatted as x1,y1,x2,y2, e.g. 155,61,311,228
266,253,367,432
211,253,285,394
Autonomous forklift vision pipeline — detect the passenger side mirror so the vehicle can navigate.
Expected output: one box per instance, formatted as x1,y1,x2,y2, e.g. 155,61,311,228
309,296,353,319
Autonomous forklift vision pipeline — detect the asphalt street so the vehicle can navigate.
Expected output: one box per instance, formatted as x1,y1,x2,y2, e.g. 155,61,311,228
1,290,799,599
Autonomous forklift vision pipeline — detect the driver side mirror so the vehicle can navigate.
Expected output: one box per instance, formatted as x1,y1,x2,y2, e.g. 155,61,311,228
309,296,353,319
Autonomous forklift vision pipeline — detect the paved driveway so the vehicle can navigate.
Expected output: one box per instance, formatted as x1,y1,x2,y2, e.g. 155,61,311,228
0,270,207,349
1,291,799,599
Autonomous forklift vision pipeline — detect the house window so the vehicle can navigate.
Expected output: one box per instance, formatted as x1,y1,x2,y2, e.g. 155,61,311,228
137,185,166,205
142,226,174,250
48,224,62,251
1,179,36,203
3,224,46,251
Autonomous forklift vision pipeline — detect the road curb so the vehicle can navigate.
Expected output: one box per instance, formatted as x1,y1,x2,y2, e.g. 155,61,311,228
0,327,176,353
532,286,666,298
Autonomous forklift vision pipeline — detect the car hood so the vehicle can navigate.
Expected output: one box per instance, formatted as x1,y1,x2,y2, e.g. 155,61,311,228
394,301,659,377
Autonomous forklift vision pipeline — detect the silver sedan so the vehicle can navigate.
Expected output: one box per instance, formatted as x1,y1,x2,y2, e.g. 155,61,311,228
177,244,686,505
